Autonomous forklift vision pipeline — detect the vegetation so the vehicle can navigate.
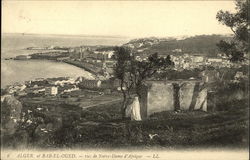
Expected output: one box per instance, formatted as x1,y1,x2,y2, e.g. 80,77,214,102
216,0,249,62
113,47,174,118
1,96,248,149
153,64,249,81
125,35,232,57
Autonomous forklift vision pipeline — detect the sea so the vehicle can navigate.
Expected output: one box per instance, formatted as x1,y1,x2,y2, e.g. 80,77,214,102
1,33,130,88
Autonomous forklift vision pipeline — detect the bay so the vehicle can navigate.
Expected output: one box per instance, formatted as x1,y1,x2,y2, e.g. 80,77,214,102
1,33,130,88
1,60,95,87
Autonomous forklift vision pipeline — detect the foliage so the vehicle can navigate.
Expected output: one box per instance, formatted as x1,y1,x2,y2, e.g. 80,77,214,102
113,46,174,117
153,68,204,80
216,0,249,62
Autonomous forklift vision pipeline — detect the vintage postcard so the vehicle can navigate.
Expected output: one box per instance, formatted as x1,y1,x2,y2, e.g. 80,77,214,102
1,0,249,160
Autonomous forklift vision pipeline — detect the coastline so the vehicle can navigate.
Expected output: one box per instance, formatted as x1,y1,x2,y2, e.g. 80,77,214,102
1,59,97,88
10,48,104,77
9,56,102,76
62,59,101,76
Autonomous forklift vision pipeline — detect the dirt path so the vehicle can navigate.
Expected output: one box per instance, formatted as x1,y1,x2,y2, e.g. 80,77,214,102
80,97,123,109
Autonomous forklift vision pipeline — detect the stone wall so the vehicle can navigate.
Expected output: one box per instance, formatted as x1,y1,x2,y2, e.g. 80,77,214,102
147,82,174,116
140,80,207,118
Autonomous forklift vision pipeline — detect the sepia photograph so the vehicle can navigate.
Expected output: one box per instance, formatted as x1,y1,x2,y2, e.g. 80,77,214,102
1,0,249,159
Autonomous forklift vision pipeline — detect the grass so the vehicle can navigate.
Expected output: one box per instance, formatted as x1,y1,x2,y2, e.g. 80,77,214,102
2,95,249,149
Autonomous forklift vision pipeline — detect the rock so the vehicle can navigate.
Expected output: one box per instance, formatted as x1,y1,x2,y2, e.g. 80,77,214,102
1,95,22,135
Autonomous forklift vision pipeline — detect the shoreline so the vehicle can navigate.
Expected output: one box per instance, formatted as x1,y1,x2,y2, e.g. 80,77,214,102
1,59,98,89
9,51,103,77
62,59,101,76
5,58,101,77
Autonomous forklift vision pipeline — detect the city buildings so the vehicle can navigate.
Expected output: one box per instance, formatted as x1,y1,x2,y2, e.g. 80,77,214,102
69,46,92,60
79,80,102,89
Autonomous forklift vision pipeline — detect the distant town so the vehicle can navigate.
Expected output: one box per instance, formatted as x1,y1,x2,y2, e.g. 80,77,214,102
9,35,248,77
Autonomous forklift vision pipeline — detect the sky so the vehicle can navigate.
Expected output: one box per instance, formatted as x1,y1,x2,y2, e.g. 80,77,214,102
2,1,236,38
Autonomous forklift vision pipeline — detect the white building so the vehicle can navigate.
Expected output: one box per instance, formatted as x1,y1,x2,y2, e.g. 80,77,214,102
45,87,58,96
54,78,76,86
105,51,114,59
192,56,204,63
7,84,26,94
63,87,79,93
183,63,190,69
172,49,182,53
207,58,223,63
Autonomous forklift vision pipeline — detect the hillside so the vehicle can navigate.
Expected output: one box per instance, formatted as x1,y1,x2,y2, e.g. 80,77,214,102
123,34,233,57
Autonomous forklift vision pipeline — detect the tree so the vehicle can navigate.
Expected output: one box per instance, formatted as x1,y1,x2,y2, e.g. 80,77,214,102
113,46,174,118
113,47,133,118
216,0,249,62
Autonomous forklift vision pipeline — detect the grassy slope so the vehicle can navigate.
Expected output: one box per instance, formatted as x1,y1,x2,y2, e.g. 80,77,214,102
51,99,249,149
2,96,248,149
